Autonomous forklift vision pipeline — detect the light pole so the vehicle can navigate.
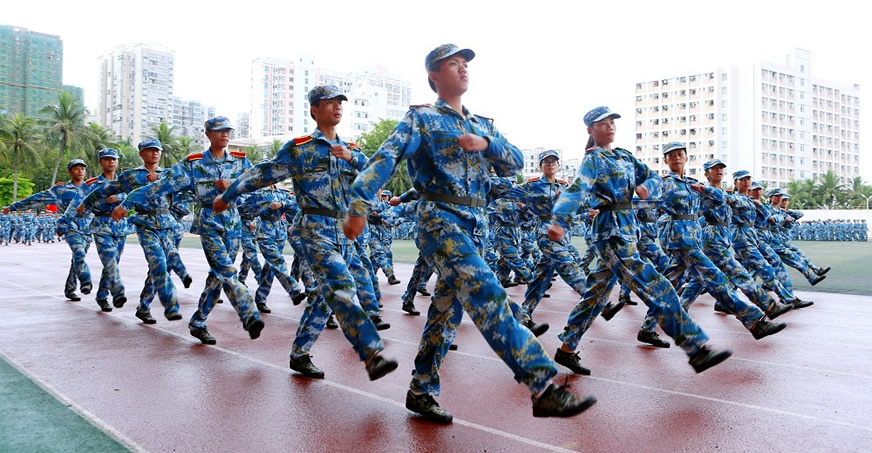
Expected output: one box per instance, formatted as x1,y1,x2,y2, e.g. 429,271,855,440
859,193,870,210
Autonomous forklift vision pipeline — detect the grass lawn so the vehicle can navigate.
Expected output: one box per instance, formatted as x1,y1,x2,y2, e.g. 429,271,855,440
129,236,872,297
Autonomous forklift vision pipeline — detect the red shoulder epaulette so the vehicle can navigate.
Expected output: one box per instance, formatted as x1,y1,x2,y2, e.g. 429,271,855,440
347,142,360,149
85,177,99,185
54,182,65,187
229,151,247,158
187,153,204,161
294,135,313,146
526,176,541,183
557,179,569,185
586,146,598,152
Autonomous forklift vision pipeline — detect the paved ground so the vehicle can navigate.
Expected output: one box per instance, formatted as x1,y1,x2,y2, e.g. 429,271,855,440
1,242,871,452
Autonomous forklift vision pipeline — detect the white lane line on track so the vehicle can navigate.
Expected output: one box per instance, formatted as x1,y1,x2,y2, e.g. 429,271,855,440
4,275,872,439
0,279,575,453
0,349,147,453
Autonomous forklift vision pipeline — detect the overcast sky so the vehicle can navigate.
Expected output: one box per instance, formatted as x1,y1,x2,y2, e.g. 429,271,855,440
6,0,870,180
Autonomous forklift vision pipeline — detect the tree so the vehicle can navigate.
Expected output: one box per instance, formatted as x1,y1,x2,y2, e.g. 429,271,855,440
176,136,199,161
40,91,88,186
357,119,411,195
264,139,284,160
846,177,872,209
0,176,34,206
150,121,181,168
242,145,261,164
813,170,845,209
0,114,42,200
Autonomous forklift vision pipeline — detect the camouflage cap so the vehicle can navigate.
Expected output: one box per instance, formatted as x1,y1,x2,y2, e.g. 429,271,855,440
703,158,726,172
205,116,233,131
381,190,392,197
138,138,164,152
307,85,348,105
750,181,763,191
539,149,560,164
732,170,751,181
425,44,475,71
583,106,621,127
67,159,87,170
768,188,783,198
781,193,791,200
662,141,687,155
97,148,120,160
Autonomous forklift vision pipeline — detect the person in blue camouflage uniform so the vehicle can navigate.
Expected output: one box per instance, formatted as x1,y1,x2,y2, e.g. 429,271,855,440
215,86,397,381
80,139,184,324
236,192,264,286
351,202,391,330
506,150,586,326
114,117,264,343
777,195,830,276
368,190,401,285
550,108,732,377
70,148,128,312
490,181,534,286
6,159,93,300
0,209,10,245
392,189,433,316
642,159,794,346
642,143,787,340
345,45,596,423
729,175,813,309
167,191,194,289
614,198,671,309
766,190,829,285
21,210,35,245
240,185,308,313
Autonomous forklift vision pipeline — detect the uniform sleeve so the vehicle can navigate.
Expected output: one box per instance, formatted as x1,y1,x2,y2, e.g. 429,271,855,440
700,184,725,204
480,120,523,177
81,178,125,210
552,156,595,229
348,110,422,217
221,142,295,203
121,161,192,211
10,186,60,211
631,154,661,199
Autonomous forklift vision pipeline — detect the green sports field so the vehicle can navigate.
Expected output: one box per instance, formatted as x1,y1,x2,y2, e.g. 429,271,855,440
147,236,872,297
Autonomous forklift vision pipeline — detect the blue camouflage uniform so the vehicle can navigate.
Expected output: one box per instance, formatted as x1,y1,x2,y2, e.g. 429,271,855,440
0,211,10,245
10,160,93,297
348,95,558,397
73,164,128,308
81,143,182,320
121,122,262,338
219,122,386,364
552,132,711,360
236,192,263,285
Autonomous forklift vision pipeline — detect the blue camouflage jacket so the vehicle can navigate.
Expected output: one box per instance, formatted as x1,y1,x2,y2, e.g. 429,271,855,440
10,181,91,235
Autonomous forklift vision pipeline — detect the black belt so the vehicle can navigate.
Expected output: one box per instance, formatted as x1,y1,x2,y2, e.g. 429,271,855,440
669,215,697,221
302,208,345,219
539,215,553,221
597,202,632,212
707,221,729,227
420,192,486,208
93,213,113,218
734,222,752,228
640,220,656,224
261,216,282,221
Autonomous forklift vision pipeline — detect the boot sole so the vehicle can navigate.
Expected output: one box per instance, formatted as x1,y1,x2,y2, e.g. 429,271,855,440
247,319,265,339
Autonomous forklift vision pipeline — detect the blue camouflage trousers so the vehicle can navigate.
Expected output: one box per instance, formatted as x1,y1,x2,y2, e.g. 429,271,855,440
136,227,180,316
369,236,395,278
255,238,302,305
494,225,533,284
619,235,671,300
679,245,777,315
523,234,586,316
638,248,765,332
734,244,796,303
772,245,818,282
411,220,556,397
189,230,260,330
757,241,796,293
238,229,262,284
402,253,433,304
93,232,126,301
63,232,92,295
289,224,383,362
352,240,381,315
559,237,710,355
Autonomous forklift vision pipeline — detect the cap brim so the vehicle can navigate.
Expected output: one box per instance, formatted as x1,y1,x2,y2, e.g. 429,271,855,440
593,112,621,123
434,48,476,68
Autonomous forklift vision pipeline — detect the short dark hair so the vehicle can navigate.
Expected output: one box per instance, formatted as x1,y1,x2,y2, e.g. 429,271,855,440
309,100,319,120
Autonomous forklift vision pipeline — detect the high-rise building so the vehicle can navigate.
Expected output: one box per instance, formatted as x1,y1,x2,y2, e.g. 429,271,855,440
633,49,861,187
249,56,411,141
0,25,63,118
170,96,214,148
234,112,250,139
97,43,174,144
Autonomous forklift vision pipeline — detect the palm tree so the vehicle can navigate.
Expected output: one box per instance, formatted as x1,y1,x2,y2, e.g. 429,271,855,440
41,91,88,186
813,170,845,209
242,145,261,164
150,121,180,167
176,136,199,164
0,114,42,200
846,177,872,209
264,139,284,160
783,179,815,209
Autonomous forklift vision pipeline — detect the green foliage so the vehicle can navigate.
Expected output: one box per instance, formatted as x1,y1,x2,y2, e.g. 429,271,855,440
783,171,871,210
0,177,33,205
150,122,181,168
40,91,89,186
356,119,410,194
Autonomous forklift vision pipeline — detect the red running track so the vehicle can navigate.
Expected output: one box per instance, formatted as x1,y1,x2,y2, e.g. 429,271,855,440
0,244,870,452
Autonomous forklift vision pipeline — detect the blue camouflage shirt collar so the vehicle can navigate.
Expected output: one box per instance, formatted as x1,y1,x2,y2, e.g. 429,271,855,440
203,148,233,163
311,128,347,146
134,165,165,172
434,98,472,118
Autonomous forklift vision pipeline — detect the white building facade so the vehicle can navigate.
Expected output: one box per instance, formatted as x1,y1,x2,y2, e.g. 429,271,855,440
634,49,861,187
